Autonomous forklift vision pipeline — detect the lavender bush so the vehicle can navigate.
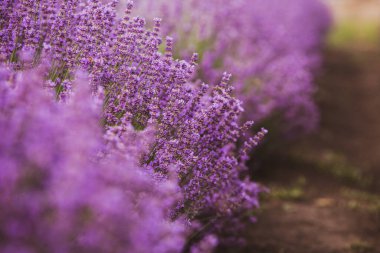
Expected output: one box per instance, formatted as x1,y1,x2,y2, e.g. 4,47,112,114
134,0,331,133
0,0,270,251
0,66,186,253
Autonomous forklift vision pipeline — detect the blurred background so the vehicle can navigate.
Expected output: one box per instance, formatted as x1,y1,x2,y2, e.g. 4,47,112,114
326,0,380,47
239,0,380,252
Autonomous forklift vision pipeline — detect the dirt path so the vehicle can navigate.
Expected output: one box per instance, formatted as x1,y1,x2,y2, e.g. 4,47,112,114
221,47,380,253
316,48,380,175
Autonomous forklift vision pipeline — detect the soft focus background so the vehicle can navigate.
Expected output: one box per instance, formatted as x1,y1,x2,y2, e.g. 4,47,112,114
235,0,380,252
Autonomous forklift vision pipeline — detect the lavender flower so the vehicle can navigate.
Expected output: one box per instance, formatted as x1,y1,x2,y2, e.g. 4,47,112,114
0,66,186,253
133,0,331,133
1,1,268,250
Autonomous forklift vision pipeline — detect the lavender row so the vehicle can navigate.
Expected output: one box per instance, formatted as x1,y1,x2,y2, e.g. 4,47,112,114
0,0,269,251
134,0,331,133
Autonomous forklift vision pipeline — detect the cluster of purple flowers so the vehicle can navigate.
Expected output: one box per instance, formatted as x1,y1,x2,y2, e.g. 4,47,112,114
0,0,281,251
134,0,331,133
0,66,186,253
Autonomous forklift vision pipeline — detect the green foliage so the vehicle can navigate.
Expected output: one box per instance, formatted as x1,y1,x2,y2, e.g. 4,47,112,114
328,21,380,47
269,177,306,201
349,240,375,253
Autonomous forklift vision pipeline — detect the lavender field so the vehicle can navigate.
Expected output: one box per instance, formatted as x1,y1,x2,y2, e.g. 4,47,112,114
0,0,379,252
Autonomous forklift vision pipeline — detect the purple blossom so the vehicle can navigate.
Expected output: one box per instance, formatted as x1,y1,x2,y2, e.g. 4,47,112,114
0,1,269,250
133,0,331,133
0,66,186,253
